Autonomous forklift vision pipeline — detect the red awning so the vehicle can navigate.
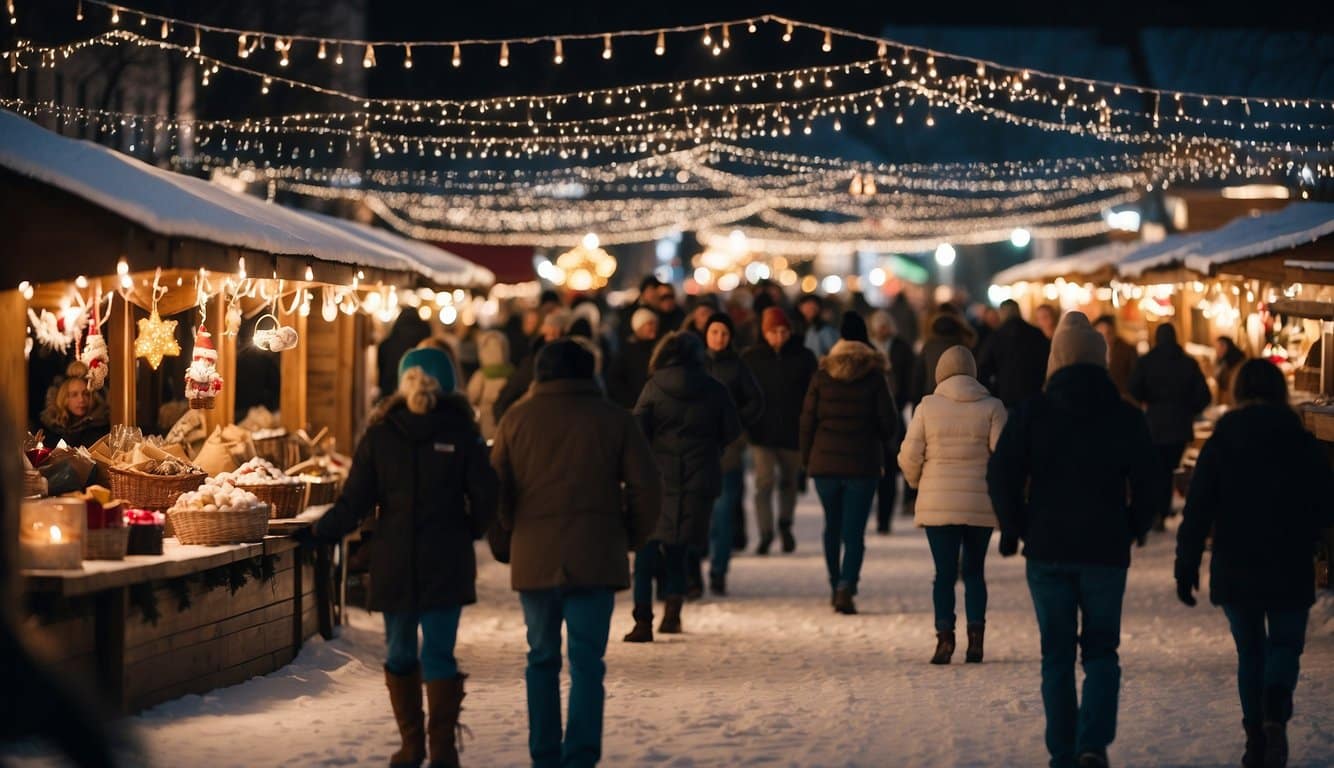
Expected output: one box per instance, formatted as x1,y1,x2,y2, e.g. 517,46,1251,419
435,242,535,284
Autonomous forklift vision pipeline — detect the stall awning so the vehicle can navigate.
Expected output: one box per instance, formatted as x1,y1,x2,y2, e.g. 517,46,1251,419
0,110,485,286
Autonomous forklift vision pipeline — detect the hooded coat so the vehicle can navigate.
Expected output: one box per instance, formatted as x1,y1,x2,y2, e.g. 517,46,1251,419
975,315,1050,409
741,336,818,450
1128,325,1212,444
703,345,765,472
466,331,514,441
1177,403,1334,609
315,393,498,612
899,347,1007,528
799,340,899,478
635,334,742,546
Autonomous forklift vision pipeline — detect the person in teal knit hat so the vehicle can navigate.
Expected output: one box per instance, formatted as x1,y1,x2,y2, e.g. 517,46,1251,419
399,346,457,394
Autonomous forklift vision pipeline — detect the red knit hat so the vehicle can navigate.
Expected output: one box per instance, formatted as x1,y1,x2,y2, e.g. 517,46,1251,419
761,307,791,333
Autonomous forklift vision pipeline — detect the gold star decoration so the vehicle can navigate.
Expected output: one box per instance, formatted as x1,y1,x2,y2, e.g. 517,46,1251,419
135,308,180,370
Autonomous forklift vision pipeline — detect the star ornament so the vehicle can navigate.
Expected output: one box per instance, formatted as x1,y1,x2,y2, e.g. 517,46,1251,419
135,309,181,370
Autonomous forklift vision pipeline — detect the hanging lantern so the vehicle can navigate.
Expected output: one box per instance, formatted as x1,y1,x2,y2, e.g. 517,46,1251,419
552,233,617,291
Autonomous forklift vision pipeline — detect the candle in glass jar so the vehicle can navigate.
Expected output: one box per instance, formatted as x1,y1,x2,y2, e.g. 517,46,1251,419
19,498,85,570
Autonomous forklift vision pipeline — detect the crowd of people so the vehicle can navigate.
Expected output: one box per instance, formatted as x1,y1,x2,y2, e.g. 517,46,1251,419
289,275,1329,768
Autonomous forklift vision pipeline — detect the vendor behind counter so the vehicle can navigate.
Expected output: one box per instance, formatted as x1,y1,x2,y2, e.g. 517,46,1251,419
38,361,109,449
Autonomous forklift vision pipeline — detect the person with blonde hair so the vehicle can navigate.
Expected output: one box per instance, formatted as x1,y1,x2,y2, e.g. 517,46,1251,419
466,330,513,441
39,360,109,448
310,347,497,768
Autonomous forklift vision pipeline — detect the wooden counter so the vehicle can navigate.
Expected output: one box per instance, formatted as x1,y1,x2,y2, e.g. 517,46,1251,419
21,535,320,714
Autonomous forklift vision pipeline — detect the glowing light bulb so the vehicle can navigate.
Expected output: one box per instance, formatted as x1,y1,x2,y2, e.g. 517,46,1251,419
782,22,793,42
702,28,712,47
75,275,88,289
237,34,248,58
117,258,129,276
237,256,247,281
334,45,344,65
934,243,956,267
76,0,83,21
403,44,412,69
451,43,461,67
317,40,327,59
822,30,832,53
499,41,509,67
582,232,600,250
304,265,314,281
1010,228,1032,248
110,6,119,24
362,44,375,68
654,31,665,55
722,25,730,48
49,525,63,544
553,38,563,64
602,34,612,60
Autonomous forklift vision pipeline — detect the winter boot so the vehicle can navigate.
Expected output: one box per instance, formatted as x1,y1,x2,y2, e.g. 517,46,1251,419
756,533,773,556
930,631,956,665
686,559,704,601
658,597,683,634
1263,685,1291,768
1077,752,1109,768
965,624,985,664
623,605,654,643
385,667,426,767
425,673,466,768
708,572,726,597
779,523,796,553
1241,720,1266,768
833,587,857,615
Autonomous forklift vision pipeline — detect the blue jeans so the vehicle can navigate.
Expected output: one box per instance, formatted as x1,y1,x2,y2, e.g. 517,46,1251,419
383,607,462,682
709,469,744,580
1026,561,1127,767
519,588,615,768
1222,604,1309,724
924,525,992,631
633,540,685,605
813,476,878,595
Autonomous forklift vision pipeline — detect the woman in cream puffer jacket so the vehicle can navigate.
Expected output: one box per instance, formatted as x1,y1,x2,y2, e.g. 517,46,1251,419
898,345,1006,665
466,330,514,441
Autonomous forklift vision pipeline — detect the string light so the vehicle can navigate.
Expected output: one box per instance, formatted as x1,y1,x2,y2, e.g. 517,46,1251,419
451,42,461,67
498,40,509,67
602,33,612,60
317,39,326,59
109,4,118,24
403,43,412,68
822,30,832,53
362,43,375,68
334,43,343,65
553,38,563,65
722,25,731,49
76,0,83,21
782,22,793,42
654,30,665,55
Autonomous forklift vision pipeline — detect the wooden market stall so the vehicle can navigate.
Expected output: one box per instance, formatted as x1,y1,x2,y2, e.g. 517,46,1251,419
0,110,492,714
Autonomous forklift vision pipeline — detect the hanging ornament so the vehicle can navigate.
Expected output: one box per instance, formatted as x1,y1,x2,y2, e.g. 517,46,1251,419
252,313,299,352
184,324,223,410
134,269,180,370
225,303,242,336
80,288,110,391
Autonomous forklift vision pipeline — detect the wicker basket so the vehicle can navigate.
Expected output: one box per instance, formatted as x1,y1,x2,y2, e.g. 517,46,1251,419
170,504,271,545
238,482,308,519
189,397,216,410
252,433,299,469
107,466,206,512
302,477,341,507
85,527,130,560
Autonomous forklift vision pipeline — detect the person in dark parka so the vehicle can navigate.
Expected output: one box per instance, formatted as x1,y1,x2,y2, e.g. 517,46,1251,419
1128,323,1212,521
910,306,978,406
988,312,1165,768
314,347,498,768
1176,359,1334,768
702,312,765,596
606,308,659,409
800,334,898,615
976,300,1051,409
741,308,819,555
626,332,741,641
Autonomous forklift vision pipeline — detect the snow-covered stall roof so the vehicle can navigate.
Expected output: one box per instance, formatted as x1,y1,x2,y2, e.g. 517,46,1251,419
1118,203,1334,279
991,241,1138,285
303,212,494,289
0,110,420,278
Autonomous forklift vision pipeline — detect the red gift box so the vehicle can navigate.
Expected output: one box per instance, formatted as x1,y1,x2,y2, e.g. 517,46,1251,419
85,500,125,530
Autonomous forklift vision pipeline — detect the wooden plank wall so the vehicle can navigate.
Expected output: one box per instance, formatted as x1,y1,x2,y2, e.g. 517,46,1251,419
278,304,308,434
304,311,359,451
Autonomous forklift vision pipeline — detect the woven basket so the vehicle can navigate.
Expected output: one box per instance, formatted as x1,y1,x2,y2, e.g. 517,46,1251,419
302,477,341,507
189,397,216,410
238,482,308,519
252,434,299,469
170,504,271,545
107,466,206,512
85,527,130,560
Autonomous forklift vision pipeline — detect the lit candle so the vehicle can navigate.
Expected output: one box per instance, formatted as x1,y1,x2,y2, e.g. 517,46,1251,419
19,498,85,570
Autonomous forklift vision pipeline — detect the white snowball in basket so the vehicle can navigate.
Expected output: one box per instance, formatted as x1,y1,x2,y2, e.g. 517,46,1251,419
172,477,261,513
219,457,304,486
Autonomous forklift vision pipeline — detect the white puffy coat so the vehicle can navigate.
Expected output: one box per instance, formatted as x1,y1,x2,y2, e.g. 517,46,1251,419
898,366,1007,529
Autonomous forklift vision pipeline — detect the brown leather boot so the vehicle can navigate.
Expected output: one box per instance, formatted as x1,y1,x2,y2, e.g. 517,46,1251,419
833,587,857,615
623,604,654,643
930,630,956,665
385,667,426,767
658,597,683,634
965,624,985,664
425,673,467,768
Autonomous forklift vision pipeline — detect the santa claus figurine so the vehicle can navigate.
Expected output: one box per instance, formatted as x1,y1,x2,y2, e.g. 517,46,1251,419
80,318,110,391
185,325,224,410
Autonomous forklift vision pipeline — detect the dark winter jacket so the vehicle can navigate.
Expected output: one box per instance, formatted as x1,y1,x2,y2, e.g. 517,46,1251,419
741,337,819,450
976,316,1051,409
800,340,899,478
606,338,656,409
316,394,498,613
1176,403,1334,609
492,338,545,422
704,346,765,472
1128,326,1211,445
492,379,661,591
987,364,1165,568
873,335,915,405
635,336,742,546
39,400,110,449
911,314,977,405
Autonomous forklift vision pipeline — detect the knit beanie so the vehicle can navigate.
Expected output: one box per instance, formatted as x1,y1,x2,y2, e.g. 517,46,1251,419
398,346,456,392
935,345,978,386
704,311,734,337
839,311,869,344
1046,311,1108,380
535,339,596,382
631,307,658,334
761,307,791,333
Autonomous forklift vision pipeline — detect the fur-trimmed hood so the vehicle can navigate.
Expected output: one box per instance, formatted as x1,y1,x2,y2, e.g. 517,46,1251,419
820,339,886,382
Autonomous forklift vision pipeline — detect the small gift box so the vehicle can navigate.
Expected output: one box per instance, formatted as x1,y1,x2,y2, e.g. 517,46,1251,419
125,508,165,556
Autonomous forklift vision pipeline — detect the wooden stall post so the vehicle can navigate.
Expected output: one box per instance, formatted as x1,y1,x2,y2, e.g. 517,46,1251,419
209,292,236,431
0,289,25,609
107,291,136,429
278,303,308,434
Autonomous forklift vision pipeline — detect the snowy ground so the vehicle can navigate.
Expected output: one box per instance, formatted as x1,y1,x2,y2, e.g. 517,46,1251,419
10,488,1334,768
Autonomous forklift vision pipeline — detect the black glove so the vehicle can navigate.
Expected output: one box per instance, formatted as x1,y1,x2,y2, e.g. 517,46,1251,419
1176,571,1198,607
998,534,1019,557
